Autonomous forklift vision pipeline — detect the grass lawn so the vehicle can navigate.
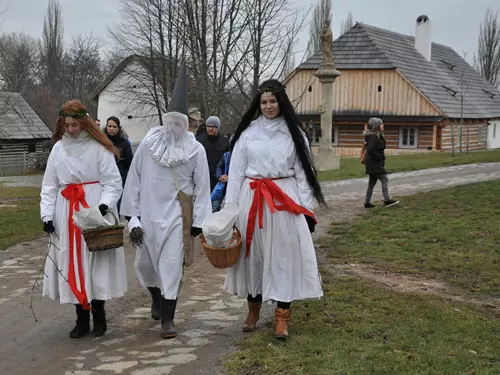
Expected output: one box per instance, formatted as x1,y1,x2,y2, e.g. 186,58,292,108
225,181,500,374
225,275,500,375
323,180,500,295
0,184,43,250
319,149,500,181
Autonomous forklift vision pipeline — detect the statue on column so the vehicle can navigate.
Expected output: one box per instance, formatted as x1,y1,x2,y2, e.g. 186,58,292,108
321,20,333,64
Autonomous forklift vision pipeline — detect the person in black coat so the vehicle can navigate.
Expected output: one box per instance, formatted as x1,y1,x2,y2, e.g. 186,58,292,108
363,118,399,208
196,115,230,193
104,116,133,211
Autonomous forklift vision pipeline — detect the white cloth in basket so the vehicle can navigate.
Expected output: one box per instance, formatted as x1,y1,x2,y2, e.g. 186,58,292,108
202,204,238,248
73,206,116,230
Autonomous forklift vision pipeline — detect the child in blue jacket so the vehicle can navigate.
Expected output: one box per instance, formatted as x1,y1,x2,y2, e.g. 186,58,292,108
211,151,231,212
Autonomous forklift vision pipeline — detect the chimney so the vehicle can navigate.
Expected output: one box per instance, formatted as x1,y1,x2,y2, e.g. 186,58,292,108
415,15,432,61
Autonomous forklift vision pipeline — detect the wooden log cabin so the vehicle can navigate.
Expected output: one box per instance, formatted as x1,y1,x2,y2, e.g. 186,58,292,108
0,92,52,176
284,16,500,157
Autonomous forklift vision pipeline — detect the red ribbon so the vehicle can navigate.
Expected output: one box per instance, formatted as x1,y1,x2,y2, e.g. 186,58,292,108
61,181,98,310
245,178,316,257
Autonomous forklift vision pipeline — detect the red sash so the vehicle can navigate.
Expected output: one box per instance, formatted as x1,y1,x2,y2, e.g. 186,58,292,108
246,178,316,257
61,181,99,310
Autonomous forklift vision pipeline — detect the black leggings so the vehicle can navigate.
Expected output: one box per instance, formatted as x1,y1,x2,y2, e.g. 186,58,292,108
247,294,291,309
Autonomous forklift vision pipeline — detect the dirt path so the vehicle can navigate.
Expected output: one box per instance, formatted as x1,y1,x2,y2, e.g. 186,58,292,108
0,162,499,375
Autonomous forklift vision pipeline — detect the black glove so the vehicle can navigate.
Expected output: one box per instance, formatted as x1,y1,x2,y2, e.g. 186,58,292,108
43,221,55,234
191,227,202,237
98,204,108,216
305,215,316,233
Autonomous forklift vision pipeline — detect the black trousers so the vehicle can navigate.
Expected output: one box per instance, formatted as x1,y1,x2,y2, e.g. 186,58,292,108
247,294,291,309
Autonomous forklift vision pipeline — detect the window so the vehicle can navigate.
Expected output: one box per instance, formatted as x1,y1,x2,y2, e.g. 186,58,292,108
331,126,339,146
399,127,418,148
309,125,338,146
127,115,133,119
308,86,312,92
377,85,382,92
27,144,36,153
494,123,497,139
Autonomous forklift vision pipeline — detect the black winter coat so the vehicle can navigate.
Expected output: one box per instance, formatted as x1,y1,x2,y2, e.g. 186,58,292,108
106,133,133,184
196,132,230,191
364,134,387,175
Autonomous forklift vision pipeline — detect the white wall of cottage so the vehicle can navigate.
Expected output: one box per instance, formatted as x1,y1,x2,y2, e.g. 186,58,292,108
488,120,500,149
97,60,160,146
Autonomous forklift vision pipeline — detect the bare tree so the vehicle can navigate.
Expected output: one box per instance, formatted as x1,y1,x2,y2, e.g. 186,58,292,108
340,12,354,35
179,0,252,119
306,0,331,58
61,34,105,113
109,0,187,124
281,32,296,81
475,7,500,87
0,32,40,94
240,0,310,98
454,51,472,155
41,0,64,102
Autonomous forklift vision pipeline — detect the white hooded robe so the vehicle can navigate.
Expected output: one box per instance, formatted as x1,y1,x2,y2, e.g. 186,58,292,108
120,113,212,299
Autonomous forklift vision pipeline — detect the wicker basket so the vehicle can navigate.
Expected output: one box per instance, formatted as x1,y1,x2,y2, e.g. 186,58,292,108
82,211,125,252
200,226,242,269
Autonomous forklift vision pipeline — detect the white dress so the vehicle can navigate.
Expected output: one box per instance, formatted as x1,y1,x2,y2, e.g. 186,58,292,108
40,132,127,304
120,126,212,299
223,116,323,303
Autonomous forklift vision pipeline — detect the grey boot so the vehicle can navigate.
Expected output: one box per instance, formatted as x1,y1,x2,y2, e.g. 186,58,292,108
160,298,177,339
147,287,162,321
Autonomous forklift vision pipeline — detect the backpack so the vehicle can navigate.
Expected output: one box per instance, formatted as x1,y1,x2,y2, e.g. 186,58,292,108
360,144,367,164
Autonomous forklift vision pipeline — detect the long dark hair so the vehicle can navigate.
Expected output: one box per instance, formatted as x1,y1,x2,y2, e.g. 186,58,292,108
231,79,325,206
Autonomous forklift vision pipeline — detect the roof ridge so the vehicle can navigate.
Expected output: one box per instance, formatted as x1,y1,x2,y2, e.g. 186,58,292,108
360,22,453,49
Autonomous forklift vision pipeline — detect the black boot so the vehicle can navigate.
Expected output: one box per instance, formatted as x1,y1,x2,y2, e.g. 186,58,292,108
70,304,90,339
91,300,107,337
147,287,162,321
160,297,177,339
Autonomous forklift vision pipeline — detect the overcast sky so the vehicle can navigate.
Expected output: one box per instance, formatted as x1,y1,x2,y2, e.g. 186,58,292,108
2,0,499,67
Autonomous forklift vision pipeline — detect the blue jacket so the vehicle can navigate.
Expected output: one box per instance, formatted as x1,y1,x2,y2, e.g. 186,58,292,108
216,151,231,179
211,152,231,201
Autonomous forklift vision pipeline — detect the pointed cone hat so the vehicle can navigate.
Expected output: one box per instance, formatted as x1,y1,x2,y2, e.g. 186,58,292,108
166,63,189,116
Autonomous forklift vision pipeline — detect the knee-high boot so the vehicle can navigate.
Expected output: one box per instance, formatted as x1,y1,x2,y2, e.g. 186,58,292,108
91,300,107,337
69,304,90,339
147,287,162,321
160,297,177,339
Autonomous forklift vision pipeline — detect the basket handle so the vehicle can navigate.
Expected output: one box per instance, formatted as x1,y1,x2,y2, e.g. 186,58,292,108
107,210,119,226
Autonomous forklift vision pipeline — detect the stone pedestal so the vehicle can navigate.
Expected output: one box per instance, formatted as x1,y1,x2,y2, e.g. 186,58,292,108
313,146,340,171
313,62,341,171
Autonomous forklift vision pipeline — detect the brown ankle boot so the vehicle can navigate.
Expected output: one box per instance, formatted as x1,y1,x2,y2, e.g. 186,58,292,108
274,308,290,339
242,301,262,332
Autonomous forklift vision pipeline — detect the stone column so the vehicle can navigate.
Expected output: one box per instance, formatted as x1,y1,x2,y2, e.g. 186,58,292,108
312,22,341,171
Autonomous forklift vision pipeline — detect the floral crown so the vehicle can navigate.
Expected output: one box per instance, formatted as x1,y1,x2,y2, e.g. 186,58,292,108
258,85,286,95
59,109,88,118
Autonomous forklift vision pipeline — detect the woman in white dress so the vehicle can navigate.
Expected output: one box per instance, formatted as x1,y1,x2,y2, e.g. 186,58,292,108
40,100,127,339
224,79,325,339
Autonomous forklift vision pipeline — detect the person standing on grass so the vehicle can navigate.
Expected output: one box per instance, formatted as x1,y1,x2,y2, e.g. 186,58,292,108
40,100,127,339
224,79,324,340
363,117,399,208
